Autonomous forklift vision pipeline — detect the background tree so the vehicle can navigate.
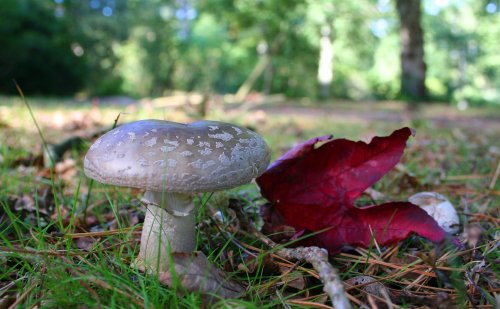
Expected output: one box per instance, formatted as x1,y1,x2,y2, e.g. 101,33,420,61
62,0,131,95
0,0,498,107
395,0,427,100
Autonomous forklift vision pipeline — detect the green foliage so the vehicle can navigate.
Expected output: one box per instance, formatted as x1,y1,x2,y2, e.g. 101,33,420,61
0,0,499,105
62,0,131,96
0,0,86,95
423,0,500,106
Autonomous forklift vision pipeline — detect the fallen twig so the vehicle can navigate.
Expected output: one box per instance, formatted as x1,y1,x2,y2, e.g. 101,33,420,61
276,246,352,309
224,200,352,309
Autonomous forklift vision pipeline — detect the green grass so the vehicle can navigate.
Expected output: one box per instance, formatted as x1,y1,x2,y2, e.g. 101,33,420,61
1,96,499,308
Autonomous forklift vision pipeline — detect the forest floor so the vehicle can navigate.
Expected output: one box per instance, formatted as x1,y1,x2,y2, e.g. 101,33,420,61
0,96,499,308
259,104,500,131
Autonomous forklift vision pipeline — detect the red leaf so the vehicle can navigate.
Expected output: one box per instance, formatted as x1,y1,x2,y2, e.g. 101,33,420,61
257,128,446,254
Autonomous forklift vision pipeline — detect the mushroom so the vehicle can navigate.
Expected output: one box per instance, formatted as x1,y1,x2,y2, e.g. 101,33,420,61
84,119,270,272
409,192,460,234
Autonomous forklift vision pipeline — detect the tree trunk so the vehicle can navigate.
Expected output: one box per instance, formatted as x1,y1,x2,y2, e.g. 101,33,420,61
318,25,334,99
396,0,427,100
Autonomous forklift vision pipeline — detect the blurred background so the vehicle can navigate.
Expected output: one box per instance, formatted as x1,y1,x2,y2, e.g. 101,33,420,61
1,0,499,109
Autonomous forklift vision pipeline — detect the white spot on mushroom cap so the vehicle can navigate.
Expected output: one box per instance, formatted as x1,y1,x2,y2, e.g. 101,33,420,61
219,153,230,164
203,160,216,168
128,132,136,141
215,142,224,148
188,159,203,169
144,137,157,147
187,159,217,170
167,159,177,167
238,138,252,144
232,126,243,135
199,148,212,155
187,138,194,145
160,146,177,153
208,125,219,130
198,141,210,147
208,132,233,141
164,140,179,147
180,150,193,157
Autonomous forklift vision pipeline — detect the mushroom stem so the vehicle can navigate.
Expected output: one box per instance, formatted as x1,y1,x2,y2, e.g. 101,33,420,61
135,191,196,272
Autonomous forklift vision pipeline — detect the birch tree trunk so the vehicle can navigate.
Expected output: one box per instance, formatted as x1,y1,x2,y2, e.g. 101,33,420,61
318,25,334,99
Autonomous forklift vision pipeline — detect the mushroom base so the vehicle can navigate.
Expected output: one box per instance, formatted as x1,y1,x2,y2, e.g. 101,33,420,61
134,191,196,273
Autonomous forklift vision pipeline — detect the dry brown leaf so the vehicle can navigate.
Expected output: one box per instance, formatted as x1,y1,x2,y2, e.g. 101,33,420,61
345,275,390,300
278,265,306,290
239,254,279,276
14,195,38,213
463,223,483,248
50,204,70,222
75,237,98,252
55,158,77,181
157,251,245,298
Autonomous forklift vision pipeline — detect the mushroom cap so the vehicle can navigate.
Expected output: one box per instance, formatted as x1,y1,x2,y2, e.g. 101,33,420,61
409,191,460,234
84,119,271,193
